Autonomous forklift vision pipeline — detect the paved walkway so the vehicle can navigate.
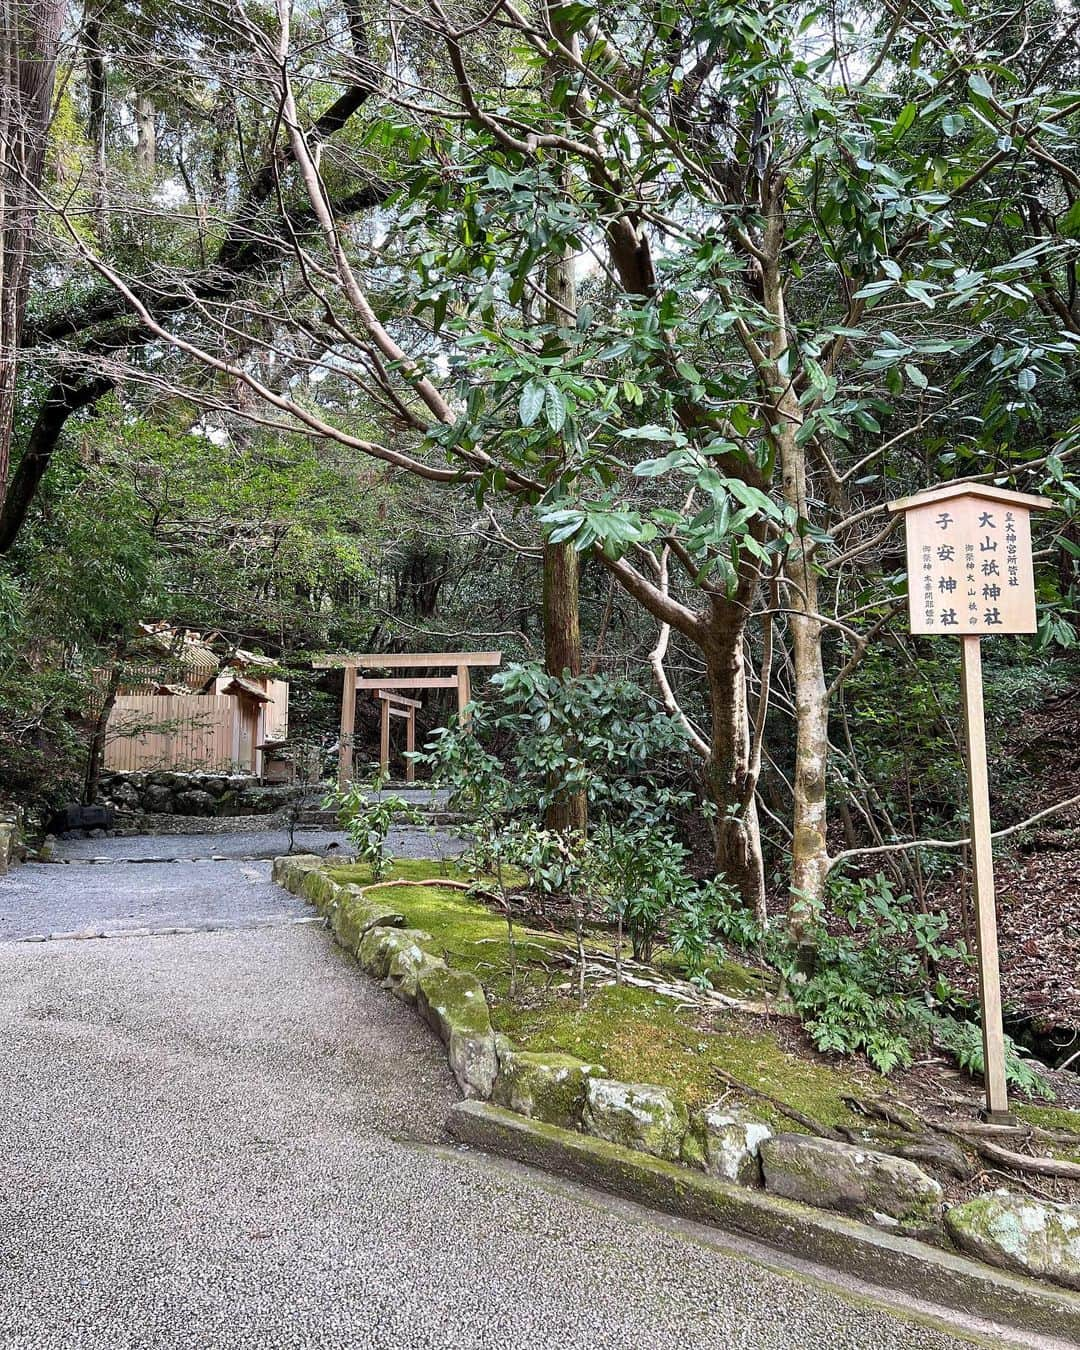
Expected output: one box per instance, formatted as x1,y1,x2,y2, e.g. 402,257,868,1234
0,835,1044,1348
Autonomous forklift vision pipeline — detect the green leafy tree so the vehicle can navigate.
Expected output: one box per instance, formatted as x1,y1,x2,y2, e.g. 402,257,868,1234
18,0,1080,932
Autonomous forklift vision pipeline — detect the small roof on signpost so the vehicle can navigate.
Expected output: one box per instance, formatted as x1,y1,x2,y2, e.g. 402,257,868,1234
887,483,1052,514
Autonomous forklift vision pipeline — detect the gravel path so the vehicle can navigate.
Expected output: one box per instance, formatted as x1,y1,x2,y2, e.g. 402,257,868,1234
0,841,1033,1349
49,823,465,863
0,858,310,941
1,828,464,940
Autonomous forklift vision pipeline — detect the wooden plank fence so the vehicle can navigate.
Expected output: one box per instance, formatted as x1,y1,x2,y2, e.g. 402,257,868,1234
104,695,236,772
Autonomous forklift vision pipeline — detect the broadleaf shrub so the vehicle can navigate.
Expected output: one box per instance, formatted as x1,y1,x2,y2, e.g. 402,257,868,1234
327,774,422,880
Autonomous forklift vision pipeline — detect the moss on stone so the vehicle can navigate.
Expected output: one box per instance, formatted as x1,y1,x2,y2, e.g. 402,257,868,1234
299,868,339,914
761,1134,943,1242
945,1192,1080,1291
583,1079,689,1162
681,1105,771,1185
357,926,441,982
416,965,493,1042
448,1103,1080,1343
271,854,322,888
416,965,497,1098
386,945,446,1005
493,1040,603,1130
448,1026,499,1099
330,888,405,955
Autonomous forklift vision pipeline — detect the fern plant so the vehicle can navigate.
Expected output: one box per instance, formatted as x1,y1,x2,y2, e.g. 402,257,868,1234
699,870,1055,1095
933,1016,1054,1100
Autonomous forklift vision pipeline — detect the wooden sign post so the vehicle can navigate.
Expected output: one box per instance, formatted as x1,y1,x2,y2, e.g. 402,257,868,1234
888,484,1050,1123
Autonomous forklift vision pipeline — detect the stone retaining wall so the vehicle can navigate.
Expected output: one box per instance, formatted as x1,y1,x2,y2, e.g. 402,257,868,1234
0,805,25,875
97,771,305,819
272,853,1080,1297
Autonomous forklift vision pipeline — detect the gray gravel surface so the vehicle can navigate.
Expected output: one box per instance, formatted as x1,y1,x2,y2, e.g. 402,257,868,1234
47,824,465,863
0,858,309,940
0,827,464,939
0,846,1020,1348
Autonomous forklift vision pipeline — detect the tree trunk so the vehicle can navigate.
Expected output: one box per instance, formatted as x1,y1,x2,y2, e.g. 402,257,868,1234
760,183,832,938
702,601,767,922
538,48,586,836
769,297,830,936
595,549,769,913
543,537,588,833
543,538,581,679
0,0,66,508
0,374,114,553
84,661,122,805
135,92,156,174
85,14,108,234
785,545,830,939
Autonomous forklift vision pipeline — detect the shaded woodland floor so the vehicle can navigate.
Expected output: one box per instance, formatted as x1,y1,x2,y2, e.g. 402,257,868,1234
944,693,1079,1042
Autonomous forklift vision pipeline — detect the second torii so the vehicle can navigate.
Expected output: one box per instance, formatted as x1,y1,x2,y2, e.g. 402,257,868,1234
373,689,420,784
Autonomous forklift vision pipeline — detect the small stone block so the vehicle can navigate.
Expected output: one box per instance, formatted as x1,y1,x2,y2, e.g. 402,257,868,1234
582,1080,688,1163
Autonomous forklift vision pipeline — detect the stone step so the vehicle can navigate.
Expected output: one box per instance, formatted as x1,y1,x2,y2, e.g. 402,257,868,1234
295,808,471,826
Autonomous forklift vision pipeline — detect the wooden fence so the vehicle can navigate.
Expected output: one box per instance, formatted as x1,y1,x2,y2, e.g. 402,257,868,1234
104,695,237,772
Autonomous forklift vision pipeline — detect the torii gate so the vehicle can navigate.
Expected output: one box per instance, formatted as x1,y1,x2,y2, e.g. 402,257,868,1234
313,651,503,788
374,689,420,784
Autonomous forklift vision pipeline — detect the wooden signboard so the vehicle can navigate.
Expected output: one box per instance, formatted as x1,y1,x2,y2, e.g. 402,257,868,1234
893,483,1041,636
888,484,1051,1124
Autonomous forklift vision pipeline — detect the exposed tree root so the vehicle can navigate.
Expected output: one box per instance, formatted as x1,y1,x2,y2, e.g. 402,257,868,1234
844,1093,1080,1183
355,876,506,908
836,1119,973,1178
970,1139,1080,1181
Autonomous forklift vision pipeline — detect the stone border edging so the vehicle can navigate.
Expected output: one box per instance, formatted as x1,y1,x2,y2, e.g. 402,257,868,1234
0,810,25,875
272,853,502,1099
447,1101,1080,1343
272,853,1080,1326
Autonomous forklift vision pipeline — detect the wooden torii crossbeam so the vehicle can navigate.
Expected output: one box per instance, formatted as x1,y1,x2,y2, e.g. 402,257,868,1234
313,651,503,788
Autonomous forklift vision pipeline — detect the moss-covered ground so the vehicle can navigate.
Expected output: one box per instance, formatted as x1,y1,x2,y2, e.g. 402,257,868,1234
1014,1104,1080,1133
328,859,874,1124
1013,1104,1080,1163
